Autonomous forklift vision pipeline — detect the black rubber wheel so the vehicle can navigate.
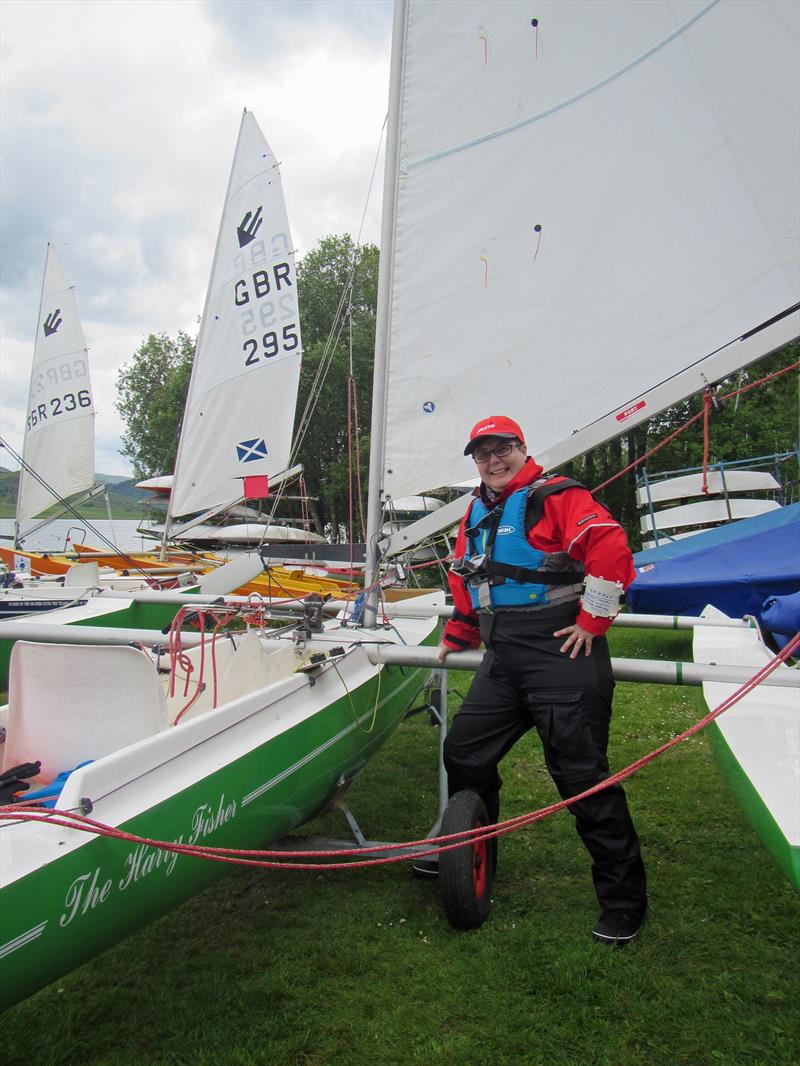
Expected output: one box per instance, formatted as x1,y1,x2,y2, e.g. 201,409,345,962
439,790,493,930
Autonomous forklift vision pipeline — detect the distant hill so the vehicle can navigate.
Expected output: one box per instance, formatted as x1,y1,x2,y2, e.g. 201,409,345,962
97,473,133,485
0,471,155,520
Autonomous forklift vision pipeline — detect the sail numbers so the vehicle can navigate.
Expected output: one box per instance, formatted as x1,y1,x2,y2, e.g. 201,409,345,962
243,324,299,366
27,389,92,429
232,260,299,367
32,357,89,394
233,264,292,305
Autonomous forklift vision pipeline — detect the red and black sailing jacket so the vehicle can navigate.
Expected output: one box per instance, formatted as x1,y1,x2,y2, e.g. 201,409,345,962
442,458,636,651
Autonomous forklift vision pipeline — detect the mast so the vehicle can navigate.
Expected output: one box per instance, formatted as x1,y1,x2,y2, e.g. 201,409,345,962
14,244,50,549
363,0,409,623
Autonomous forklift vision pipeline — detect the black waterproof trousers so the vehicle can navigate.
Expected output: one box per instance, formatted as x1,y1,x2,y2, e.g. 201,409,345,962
443,603,647,912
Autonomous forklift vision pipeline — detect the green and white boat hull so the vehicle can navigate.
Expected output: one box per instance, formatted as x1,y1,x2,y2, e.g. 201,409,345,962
0,593,443,1008
694,607,800,891
0,595,190,691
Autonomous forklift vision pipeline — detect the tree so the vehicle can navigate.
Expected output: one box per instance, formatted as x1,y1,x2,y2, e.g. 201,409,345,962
113,237,379,540
115,332,195,478
294,235,379,539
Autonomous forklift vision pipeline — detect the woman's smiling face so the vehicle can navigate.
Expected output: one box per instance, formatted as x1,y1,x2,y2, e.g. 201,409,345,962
472,436,527,494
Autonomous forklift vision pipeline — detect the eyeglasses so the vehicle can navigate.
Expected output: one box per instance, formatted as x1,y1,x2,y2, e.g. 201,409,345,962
471,442,521,464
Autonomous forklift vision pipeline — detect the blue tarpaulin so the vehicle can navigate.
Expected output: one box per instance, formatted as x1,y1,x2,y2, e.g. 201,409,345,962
627,503,800,620
761,591,800,649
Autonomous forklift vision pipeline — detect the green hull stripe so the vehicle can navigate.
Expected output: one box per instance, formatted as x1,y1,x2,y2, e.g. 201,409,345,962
709,722,800,891
0,630,439,1008
0,600,182,689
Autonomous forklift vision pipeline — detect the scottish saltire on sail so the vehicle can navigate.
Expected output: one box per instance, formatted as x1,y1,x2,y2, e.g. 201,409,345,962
167,110,303,522
16,244,96,535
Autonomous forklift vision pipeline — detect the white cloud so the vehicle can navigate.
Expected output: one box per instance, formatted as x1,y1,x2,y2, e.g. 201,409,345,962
0,0,391,475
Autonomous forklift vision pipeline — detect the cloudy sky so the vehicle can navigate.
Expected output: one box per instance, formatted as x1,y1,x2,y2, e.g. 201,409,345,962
0,0,393,476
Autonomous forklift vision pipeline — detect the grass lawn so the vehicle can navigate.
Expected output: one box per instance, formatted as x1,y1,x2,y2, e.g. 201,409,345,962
1,628,797,1065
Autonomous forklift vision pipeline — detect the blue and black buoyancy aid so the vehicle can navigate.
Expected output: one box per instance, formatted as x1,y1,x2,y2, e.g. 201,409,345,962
456,479,585,611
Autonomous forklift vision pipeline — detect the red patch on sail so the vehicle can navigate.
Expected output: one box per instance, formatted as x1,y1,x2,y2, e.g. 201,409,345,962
243,475,269,500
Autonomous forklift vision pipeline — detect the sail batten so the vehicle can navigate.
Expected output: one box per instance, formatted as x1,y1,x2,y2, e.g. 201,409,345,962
378,0,799,505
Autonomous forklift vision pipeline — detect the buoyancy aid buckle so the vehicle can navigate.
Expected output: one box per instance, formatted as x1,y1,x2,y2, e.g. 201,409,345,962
451,552,493,608
451,553,489,581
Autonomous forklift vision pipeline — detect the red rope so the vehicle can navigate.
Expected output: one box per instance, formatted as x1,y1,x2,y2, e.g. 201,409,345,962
347,376,355,566
593,408,705,493
724,359,799,402
701,388,713,495
346,374,367,577
352,382,366,541
299,475,310,535
593,360,799,494
172,608,206,723
3,632,796,870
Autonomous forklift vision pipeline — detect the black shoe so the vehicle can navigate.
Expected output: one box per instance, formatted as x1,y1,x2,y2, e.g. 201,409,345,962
411,856,439,879
592,908,647,946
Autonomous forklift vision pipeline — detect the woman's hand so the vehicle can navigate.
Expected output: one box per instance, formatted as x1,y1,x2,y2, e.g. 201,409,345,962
554,622,595,659
437,644,452,665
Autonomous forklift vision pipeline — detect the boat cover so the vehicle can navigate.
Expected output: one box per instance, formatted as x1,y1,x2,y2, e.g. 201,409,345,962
627,504,800,620
761,592,800,651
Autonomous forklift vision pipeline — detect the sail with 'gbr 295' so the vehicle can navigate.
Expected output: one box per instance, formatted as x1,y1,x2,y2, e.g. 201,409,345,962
168,109,302,520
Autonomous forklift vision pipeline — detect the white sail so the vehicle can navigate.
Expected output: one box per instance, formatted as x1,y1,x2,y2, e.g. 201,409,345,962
169,110,303,519
16,244,96,525
378,0,799,503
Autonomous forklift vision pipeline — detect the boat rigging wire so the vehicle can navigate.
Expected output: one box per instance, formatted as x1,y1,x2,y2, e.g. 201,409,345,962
258,113,388,545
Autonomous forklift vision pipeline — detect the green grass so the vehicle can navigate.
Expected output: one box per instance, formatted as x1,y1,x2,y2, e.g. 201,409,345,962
1,629,798,1065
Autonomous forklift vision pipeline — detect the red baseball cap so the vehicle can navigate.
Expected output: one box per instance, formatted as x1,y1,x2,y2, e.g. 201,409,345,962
463,416,526,455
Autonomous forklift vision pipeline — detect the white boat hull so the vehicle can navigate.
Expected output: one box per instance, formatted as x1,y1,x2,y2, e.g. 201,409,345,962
693,607,799,890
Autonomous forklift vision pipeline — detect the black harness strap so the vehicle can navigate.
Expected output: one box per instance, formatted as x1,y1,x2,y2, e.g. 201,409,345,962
465,503,503,557
488,562,584,586
525,477,587,533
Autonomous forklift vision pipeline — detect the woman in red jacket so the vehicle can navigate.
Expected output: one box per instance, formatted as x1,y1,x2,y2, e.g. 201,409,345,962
438,416,647,946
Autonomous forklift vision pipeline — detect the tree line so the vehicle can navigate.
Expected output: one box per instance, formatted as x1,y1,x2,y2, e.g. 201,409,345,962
116,233,798,549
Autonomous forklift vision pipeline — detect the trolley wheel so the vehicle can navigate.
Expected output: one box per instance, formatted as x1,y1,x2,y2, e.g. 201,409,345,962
439,790,493,930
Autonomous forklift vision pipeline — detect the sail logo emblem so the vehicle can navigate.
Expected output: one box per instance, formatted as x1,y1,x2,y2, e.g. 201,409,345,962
422,401,436,413
237,207,263,248
236,438,268,463
43,309,62,337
